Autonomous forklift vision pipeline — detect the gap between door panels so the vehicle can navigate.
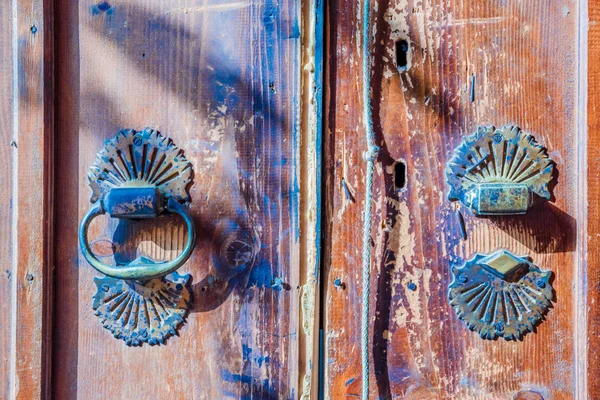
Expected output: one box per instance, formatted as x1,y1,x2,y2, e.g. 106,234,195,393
298,0,326,397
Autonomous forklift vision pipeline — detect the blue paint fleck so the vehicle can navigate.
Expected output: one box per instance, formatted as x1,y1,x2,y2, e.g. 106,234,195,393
242,344,252,360
90,2,113,15
407,282,417,291
288,22,301,39
246,258,275,288
536,279,546,288
221,390,238,398
262,11,276,27
271,276,284,290
30,25,37,34
221,369,253,384
345,377,356,387
256,355,270,367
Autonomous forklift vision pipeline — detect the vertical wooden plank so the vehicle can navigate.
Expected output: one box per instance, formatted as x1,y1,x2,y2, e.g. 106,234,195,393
0,0,15,397
53,0,80,397
53,0,303,398
324,0,582,398
299,0,324,397
8,0,54,398
587,1,600,399
576,2,589,399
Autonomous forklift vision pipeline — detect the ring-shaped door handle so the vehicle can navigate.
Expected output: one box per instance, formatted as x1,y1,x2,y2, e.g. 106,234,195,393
79,197,196,281
81,128,197,345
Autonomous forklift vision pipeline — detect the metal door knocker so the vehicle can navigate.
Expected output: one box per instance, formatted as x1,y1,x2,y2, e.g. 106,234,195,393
445,125,555,215
448,250,553,341
79,128,196,345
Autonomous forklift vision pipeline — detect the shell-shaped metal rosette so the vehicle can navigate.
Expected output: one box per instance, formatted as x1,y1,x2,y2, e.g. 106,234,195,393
88,128,194,206
93,268,192,346
448,250,553,341
445,125,554,215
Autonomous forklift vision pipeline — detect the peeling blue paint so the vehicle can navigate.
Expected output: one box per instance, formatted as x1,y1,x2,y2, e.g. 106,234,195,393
288,22,301,39
271,276,284,290
256,355,270,367
221,369,253,384
90,2,113,15
242,344,252,361
315,0,325,396
246,258,276,288
313,0,324,278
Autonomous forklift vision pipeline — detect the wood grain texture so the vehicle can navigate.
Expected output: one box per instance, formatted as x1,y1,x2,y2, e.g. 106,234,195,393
587,1,600,398
4,0,55,398
298,0,324,397
323,1,582,398
0,0,14,397
53,0,302,398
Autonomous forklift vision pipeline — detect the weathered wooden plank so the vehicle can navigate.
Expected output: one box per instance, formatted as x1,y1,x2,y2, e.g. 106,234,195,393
0,0,14,397
4,0,55,398
587,1,600,398
299,0,325,397
324,1,582,398
53,0,81,398
53,0,302,398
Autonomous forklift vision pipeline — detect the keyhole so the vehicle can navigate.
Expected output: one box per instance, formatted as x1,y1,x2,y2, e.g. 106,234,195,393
395,40,409,72
394,160,407,190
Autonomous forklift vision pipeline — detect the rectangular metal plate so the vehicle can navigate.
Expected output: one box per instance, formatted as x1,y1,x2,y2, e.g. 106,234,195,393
105,187,161,218
475,183,530,215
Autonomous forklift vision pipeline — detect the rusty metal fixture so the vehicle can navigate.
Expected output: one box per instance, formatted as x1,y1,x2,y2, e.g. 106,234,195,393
445,125,554,215
93,271,192,346
448,250,553,341
79,128,196,345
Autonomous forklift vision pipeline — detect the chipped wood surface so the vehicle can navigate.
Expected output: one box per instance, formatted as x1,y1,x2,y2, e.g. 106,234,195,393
323,1,584,398
53,0,303,398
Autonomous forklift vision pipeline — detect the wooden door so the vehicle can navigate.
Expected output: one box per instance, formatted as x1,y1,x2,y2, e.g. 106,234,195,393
1,0,320,398
54,0,315,398
323,1,596,399
3,0,600,399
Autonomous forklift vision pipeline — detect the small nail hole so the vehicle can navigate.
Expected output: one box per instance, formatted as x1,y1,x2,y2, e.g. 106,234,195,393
395,40,409,71
394,160,407,190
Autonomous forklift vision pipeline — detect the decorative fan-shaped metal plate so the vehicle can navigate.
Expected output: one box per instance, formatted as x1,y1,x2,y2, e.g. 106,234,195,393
82,128,196,345
445,125,554,215
93,268,192,346
88,128,193,205
448,250,553,341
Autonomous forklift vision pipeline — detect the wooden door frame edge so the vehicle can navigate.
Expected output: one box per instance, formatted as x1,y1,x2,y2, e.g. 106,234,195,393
9,0,54,398
585,1,600,399
299,0,325,397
